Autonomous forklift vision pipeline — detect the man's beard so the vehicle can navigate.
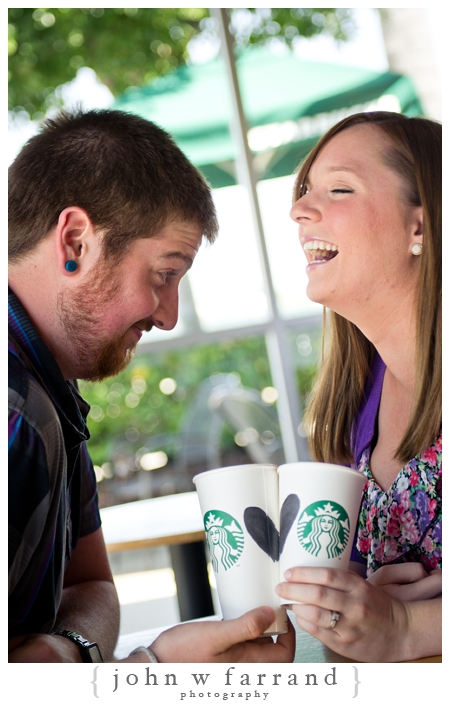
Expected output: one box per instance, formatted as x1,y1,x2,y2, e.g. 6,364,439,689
56,262,138,382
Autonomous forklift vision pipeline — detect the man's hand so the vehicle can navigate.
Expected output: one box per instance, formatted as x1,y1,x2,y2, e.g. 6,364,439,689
367,563,442,601
119,607,296,663
9,529,120,663
8,633,82,663
54,528,120,661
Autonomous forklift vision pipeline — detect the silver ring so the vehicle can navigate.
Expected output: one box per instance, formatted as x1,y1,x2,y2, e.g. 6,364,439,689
328,610,340,630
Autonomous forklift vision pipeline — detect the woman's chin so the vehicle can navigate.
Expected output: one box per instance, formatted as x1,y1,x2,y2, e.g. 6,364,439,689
306,284,348,316
305,283,328,307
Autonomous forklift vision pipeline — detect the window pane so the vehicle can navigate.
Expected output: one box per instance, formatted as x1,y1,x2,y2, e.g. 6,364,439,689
188,185,270,331
286,321,322,439
81,336,284,507
257,175,322,319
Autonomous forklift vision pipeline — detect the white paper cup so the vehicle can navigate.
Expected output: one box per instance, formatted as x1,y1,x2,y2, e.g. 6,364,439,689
193,464,288,635
277,462,366,604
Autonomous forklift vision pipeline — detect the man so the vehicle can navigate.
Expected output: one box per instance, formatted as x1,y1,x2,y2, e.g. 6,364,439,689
8,109,294,663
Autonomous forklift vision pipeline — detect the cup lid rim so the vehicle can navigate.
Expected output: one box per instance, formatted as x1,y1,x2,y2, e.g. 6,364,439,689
277,461,363,478
193,463,277,484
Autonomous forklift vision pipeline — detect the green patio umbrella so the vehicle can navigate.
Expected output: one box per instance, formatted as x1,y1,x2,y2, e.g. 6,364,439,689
114,46,422,188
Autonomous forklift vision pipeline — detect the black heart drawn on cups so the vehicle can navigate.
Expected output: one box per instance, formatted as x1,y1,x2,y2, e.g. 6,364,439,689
243,494,300,562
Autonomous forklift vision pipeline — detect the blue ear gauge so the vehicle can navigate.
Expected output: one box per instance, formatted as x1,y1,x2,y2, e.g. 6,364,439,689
65,260,77,272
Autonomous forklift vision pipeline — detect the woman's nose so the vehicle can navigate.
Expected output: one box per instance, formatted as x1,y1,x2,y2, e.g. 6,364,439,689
290,193,320,224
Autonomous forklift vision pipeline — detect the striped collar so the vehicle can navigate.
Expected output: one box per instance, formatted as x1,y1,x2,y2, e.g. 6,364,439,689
8,287,90,442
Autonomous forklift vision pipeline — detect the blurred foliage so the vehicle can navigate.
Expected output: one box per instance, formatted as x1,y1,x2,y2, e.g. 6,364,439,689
79,332,320,468
8,7,354,118
80,335,272,467
229,7,353,47
288,325,322,399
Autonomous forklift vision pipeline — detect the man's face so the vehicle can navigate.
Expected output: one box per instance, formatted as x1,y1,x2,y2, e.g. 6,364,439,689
57,221,202,381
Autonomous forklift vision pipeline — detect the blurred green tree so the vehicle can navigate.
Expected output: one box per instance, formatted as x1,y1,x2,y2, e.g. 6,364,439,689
79,329,321,470
79,335,273,467
8,7,353,118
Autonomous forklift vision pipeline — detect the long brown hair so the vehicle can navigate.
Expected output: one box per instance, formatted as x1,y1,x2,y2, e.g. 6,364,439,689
295,112,441,464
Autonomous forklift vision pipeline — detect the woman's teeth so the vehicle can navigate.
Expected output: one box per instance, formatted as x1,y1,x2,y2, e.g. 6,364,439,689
303,240,339,261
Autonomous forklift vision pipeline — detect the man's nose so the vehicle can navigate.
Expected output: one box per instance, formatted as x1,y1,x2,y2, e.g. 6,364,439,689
150,288,179,331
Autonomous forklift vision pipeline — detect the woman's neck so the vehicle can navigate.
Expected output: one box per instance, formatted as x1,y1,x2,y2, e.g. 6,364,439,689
356,300,416,395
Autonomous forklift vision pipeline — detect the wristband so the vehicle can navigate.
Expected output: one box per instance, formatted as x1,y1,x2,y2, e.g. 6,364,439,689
53,630,104,663
128,646,159,662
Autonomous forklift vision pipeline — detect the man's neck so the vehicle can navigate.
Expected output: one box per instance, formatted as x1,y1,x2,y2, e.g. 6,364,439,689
9,253,71,379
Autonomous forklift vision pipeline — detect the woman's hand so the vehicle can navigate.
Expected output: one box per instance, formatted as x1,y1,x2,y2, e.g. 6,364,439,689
367,564,442,601
276,566,440,663
121,607,295,663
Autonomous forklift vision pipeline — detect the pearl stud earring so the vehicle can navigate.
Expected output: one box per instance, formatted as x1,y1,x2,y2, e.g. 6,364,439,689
411,243,422,256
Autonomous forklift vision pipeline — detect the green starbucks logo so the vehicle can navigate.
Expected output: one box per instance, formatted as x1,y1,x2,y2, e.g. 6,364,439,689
297,501,350,559
204,510,244,572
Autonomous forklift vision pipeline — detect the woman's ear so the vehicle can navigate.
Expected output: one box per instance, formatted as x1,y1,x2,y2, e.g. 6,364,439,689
411,205,423,242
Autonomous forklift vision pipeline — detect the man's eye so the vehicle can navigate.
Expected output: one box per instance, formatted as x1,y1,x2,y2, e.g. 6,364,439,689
159,271,176,284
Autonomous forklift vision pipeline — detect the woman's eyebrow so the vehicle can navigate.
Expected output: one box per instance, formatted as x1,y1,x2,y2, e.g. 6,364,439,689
306,165,362,187
326,165,359,174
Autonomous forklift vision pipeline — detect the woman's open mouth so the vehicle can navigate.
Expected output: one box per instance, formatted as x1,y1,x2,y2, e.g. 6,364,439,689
303,240,339,264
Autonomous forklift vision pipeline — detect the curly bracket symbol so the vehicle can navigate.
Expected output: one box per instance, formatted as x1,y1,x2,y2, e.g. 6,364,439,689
353,666,361,698
91,666,99,698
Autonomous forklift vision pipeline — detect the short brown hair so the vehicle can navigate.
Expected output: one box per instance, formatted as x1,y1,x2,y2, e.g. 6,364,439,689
296,111,441,464
9,108,218,263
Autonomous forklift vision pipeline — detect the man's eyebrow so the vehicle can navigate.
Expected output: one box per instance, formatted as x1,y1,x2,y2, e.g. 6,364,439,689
161,251,194,269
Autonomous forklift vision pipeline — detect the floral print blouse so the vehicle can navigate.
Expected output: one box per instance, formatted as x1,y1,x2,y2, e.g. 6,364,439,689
356,431,442,576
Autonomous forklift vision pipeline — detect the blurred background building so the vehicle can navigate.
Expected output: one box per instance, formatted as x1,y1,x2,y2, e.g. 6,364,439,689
8,7,442,634
379,7,441,121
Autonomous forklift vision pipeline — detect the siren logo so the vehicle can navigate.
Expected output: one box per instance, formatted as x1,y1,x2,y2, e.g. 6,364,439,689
297,501,350,559
204,510,244,572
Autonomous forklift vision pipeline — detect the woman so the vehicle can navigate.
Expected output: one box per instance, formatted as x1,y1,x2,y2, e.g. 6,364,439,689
207,524,237,572
276,111,441,662
301,513,343,560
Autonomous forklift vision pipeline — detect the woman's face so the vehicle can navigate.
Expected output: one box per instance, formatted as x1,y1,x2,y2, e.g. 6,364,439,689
290,124,423,328
209,527,220,545
320,516,333,532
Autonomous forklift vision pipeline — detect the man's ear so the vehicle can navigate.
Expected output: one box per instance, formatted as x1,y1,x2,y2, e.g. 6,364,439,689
55,207,98,276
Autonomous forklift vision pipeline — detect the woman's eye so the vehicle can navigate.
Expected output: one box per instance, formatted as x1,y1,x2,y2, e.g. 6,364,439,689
331,188,354,194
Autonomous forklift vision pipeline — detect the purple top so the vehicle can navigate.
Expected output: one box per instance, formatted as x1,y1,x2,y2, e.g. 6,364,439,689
349,352,385,566
351,351,386,467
